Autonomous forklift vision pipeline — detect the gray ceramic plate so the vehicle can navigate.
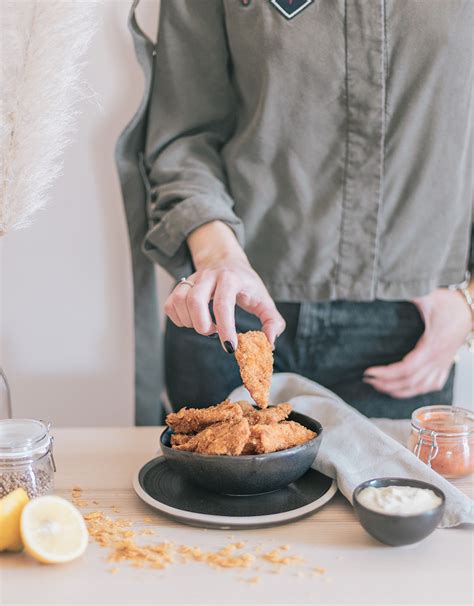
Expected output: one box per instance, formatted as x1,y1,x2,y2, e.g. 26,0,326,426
133,456,338,529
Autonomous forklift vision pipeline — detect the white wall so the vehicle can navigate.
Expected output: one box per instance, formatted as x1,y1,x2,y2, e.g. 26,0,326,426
0,0,167,426
0,0,471,426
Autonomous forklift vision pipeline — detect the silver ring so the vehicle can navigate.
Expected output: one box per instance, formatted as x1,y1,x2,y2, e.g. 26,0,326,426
178,277,195,288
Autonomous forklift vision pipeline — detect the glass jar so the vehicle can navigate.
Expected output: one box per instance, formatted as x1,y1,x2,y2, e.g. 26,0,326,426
0,419,56,498
408,405,474,479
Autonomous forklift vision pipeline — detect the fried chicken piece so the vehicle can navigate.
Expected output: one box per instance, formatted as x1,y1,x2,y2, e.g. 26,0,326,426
235,401,255,415
166,400,243,434
236,401,292,425
174,418,251,456
242,421,316,455
170,433,192,447
235,331,273,409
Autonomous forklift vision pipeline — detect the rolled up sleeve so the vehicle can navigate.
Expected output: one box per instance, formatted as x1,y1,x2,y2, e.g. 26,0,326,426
142,0,243,278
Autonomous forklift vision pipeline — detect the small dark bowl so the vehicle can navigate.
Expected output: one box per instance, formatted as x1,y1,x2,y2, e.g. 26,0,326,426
353,478,445,546
160,410,323,495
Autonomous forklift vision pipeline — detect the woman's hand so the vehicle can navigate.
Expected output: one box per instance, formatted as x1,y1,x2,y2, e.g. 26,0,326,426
164,221,285,352
363,287,473,398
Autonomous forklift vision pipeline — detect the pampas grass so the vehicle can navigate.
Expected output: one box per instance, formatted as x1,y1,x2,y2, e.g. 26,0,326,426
0,0,103,235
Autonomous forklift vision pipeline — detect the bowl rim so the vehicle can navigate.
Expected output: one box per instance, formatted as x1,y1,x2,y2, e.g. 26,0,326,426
352,477,446,518
160,411,323,461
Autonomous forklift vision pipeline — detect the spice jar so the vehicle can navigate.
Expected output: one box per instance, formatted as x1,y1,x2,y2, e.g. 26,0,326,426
408,405,474,478
0,418,56,498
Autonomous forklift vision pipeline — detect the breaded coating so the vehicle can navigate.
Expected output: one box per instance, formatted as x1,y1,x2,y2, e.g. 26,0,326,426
236,401,292,425
166,400,243,434
234,401,255,415
235,331,273,409
174,418,251,456
243,421,316,455
170,433,192,447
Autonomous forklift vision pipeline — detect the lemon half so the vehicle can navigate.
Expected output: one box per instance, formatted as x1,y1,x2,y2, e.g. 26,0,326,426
20,495,88,564
0,488,30,551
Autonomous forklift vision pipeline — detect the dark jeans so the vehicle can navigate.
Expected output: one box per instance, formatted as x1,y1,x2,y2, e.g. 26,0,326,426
165,301,454,419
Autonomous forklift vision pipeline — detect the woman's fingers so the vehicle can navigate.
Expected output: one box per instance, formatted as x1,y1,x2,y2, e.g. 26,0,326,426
363,289,471,399
213,274,238,351
363,361,428,396
165,275,217,334
403,369,449,398
186,276,217,335
363,331,450,397
260,306,286,346
387,369,447,399
364,334,431,382
239,294,286,346
164,290,184,327
164,267,285,350
164,300,184,328
364,366,449,399
171,283,194,327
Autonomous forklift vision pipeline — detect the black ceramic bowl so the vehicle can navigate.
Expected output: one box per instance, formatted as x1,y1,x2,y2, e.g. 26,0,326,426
353,478,445,546
160,410,323,495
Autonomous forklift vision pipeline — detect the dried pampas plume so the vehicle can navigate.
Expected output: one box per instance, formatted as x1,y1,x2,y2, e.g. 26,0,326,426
0,0,103,235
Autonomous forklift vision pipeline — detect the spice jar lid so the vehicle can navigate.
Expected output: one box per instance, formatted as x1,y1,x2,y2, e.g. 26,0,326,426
411,405,474,437
0,418,51,458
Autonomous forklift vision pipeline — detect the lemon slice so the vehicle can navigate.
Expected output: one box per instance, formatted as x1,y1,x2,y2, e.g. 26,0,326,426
20,496,88,564
0,488,30,551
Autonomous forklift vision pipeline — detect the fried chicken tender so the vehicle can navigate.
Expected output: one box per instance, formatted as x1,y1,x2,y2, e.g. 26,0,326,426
242,421,316,455
166,400,243,434
235,331,273,409
236,401,292,425
174,418,251,456
170,433,192,447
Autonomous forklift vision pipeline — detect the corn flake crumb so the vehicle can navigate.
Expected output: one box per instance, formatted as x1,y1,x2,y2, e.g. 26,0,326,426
84,511,103,520
85,509,260,573
178,543,254,569
261,548,304,566
114,518,133,527
246,576,260,585
82,507,324,578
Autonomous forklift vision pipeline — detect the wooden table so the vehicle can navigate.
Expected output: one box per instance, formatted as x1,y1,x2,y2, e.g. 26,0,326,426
1,427,473,606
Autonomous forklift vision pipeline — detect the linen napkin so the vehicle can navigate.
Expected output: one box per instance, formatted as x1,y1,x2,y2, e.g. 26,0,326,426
228,372,473,528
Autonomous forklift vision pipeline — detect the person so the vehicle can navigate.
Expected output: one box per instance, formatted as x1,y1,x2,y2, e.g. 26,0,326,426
137,0,473,418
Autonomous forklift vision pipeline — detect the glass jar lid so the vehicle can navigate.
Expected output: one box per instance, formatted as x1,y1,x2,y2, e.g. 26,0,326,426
0,418,51,459
411,405,474,438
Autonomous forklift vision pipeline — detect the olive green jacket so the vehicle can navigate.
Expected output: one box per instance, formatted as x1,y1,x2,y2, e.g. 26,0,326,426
116,0,473,423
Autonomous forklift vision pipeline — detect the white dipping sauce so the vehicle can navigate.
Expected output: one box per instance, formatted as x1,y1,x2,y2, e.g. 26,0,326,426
357,485,442,515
